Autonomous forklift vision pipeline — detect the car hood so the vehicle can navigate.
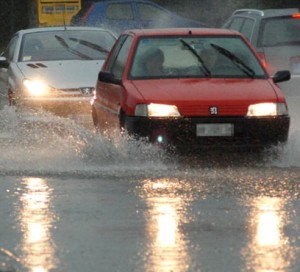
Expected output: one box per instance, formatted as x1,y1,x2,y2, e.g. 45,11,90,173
17,60,104,88
130,78,281,116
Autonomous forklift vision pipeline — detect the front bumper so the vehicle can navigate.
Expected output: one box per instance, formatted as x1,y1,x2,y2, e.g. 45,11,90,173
124,115,290,151
17,96,92,116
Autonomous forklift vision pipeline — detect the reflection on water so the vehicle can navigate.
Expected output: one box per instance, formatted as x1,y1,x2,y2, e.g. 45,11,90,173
19,177,58,272
140,178,191,272
244,197,295,272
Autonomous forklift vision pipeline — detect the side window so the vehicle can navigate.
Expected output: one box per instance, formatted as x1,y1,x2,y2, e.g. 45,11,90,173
106,3,134,20
105,35,128,72
227,17,244,31
105,35,133,79
3,35,18,61
240,18,255,41
112,36,133,79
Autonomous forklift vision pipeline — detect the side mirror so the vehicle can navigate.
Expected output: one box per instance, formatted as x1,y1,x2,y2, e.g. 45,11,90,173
98,71,121,85
272,70,291,83
0,56,9,69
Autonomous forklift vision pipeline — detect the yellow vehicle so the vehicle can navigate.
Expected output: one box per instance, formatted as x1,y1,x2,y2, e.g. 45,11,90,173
31,0,81,27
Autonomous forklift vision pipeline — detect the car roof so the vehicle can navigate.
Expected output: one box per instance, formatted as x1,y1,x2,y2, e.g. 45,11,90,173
232,8,300,18
122,27,240,37
16,26,116,35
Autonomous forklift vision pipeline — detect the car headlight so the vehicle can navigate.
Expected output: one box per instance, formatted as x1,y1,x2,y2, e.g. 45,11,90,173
23,79,51,96
135,103,181,117
247,102,288,117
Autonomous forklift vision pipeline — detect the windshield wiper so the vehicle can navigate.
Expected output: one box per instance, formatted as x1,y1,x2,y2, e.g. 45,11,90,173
69,37,110,55
210,43,255,78
54,35,92,60
180,39,211,77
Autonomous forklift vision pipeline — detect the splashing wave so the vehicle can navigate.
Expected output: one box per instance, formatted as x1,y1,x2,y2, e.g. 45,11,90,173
0,107,168,177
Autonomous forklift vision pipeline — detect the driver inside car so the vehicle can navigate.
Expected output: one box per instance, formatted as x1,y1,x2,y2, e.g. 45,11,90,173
141,47,165,77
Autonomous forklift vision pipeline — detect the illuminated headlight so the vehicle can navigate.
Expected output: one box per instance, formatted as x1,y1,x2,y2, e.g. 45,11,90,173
135,103,181,117
247,102,288,117
23,79,50,96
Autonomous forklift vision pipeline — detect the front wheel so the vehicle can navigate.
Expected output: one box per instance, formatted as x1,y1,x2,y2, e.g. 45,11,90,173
8,89,16,106
92,106,101,133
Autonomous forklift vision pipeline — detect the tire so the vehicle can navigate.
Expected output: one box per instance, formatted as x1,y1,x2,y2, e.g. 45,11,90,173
119,109,127,136
91,106,100,133
8,89,16,106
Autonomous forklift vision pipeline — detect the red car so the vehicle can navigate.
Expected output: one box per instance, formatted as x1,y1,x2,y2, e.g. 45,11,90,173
91,28,290,151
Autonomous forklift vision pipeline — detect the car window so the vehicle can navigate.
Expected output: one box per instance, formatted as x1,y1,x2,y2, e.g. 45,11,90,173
19,30,116,62
138,3,170,21
227,17,244,31
259,16,300,47
105,35,128,72
240,18,255,41
71,2,94,24
130,35,266,79
108,35,133,79
106,3,134,20
2,35,19,61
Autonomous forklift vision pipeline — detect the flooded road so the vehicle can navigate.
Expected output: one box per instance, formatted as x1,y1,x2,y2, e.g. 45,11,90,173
1,105,300,272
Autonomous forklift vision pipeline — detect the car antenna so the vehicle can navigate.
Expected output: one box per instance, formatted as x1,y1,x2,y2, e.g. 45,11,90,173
63,4,67,30
63,18,67,30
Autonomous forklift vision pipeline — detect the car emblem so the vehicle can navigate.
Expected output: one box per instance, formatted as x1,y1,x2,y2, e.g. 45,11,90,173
80,87,94,96
209,106,218,115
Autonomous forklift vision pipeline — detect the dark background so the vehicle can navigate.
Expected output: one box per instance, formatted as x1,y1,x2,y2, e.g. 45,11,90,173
0,0,299,48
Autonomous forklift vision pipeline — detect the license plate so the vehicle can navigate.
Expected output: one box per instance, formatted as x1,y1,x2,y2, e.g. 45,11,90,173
196,123,234,137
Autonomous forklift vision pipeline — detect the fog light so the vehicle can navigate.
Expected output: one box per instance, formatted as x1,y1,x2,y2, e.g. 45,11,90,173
151,130,169,147
157,135,164,144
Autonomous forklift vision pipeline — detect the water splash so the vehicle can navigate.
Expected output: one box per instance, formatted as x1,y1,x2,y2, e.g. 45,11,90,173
0,107,168,177
0,105,299,177
268,127,300,168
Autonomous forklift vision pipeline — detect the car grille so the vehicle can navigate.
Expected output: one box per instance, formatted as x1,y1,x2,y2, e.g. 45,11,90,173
178,104,248,116
54,87,94,97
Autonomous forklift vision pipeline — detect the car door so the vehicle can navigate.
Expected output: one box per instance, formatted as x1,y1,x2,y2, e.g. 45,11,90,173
96,34,134,130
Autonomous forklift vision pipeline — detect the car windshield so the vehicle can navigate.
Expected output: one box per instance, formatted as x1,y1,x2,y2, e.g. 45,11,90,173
129,35,266,79
19,29,116,62
259,16,300,47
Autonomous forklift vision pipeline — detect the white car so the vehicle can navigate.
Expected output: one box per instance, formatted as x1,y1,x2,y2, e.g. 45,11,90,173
0,26,116,116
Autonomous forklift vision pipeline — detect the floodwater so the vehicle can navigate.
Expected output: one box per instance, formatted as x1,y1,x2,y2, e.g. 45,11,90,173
1,105,300,272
